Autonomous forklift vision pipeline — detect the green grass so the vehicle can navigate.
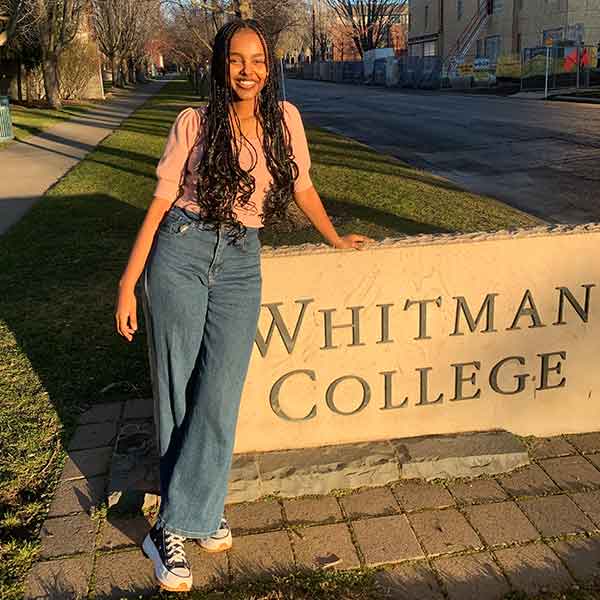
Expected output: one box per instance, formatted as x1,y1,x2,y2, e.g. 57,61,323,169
0,100,106,147
0,78,546,599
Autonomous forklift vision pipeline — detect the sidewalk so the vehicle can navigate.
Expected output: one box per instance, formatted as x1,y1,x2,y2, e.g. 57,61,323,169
23,400,600,599
0,77,171,236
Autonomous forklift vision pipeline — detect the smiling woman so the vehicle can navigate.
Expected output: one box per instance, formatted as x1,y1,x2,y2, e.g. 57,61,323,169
114,17,373,593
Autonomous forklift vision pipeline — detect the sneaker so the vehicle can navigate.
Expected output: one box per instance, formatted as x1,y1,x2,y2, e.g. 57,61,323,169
142,522,192,592
196,517,233,553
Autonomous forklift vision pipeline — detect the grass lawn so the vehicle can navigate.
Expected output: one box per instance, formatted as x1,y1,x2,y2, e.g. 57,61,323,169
0,79,549,599
0,101,101,146
0,78,131,146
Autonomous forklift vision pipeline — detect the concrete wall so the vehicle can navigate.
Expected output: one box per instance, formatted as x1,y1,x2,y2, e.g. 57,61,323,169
440,0,479,60
518,0,568,48
233,224,600,453
408,0,442,42
568,0,600,47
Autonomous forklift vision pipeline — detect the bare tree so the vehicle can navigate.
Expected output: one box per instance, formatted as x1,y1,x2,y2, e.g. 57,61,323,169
25,0,89,108
91,0,160,87
162,2,212,92
325,0,406,58
1,0,86,107
0,0,43,101
0,0,28,46
253,0,304,49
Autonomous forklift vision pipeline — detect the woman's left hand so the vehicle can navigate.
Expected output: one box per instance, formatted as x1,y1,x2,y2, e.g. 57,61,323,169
333,233,375,250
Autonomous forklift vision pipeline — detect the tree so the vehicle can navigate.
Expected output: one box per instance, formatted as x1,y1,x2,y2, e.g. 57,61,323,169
91,0,161,88
253,0,305,50
324,0,407,58
31,0,88,108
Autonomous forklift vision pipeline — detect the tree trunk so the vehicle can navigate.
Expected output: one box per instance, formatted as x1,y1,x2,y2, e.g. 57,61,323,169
17,58,23,102
42,53,62,109
128,58,135,85
121,59,130,85
135,63,145,83
110,55,119,87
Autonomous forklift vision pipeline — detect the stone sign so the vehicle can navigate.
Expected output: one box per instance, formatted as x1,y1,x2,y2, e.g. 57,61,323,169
233,225,600,453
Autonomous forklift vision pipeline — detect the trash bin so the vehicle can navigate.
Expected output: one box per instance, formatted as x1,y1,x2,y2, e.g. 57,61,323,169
0,96,14,142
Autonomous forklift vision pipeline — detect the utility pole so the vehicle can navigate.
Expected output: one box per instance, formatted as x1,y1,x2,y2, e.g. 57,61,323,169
311,0,316,62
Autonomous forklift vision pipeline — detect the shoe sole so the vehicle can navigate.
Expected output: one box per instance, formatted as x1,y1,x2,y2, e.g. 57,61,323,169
141,535,192,592
198,540,232,553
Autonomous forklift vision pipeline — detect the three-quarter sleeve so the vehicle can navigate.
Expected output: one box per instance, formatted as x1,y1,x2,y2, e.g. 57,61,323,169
284,101,313,193
154,107,200,202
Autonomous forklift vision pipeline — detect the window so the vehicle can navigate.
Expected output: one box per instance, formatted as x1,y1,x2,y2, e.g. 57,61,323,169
484,35,502,62
492,0,504,13
457,0,463,19
476,39,484,57
516,33,522,53
425,5,429,30
424,41,437,56
409,43,423,57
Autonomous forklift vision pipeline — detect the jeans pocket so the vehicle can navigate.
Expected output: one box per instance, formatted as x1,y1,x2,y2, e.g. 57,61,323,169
159,207,195,236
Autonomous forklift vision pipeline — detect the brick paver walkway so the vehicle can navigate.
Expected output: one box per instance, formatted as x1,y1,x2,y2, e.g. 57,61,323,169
24,401,600,599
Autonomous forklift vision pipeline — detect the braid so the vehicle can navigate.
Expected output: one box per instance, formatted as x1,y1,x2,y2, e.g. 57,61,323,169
191,18,300,245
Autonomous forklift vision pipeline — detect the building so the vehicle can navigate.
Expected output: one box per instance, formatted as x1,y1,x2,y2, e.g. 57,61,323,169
408,0,600,68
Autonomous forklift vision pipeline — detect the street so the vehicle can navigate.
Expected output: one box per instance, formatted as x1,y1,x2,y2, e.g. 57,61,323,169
287,79,600,224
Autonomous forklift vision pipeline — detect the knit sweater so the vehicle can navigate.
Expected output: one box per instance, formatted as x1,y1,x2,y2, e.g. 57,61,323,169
153,100,313,228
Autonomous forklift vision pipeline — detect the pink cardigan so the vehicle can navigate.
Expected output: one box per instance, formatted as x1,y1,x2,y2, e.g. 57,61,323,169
154,101,313,228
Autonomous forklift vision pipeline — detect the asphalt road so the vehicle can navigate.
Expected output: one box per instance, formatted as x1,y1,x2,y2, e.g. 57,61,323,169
286,79,600,224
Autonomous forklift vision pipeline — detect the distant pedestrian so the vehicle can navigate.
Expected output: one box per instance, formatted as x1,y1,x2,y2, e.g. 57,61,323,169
114,17,372,593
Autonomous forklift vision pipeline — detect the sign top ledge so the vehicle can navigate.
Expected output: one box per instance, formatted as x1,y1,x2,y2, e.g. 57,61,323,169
261,222,600,257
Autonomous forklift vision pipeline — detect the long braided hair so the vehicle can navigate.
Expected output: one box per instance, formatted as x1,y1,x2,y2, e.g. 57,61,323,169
187,18,300,244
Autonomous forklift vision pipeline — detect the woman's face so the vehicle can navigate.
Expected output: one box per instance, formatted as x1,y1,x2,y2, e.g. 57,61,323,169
228,29,268,102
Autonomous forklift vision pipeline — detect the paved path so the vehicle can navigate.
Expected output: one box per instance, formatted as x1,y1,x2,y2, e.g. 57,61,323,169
0,77,172,235
287,79,600,225
23,401,600,599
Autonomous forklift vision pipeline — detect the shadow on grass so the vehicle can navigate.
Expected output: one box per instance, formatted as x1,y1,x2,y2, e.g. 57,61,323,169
0,192,152,541
321,196,450,234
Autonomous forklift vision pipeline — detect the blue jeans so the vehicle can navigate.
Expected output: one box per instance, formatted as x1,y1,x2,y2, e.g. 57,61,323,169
140,205,262,537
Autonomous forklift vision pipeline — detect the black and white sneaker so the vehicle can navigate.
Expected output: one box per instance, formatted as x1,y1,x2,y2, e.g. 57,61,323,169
196,517,232,553
142,522,192,592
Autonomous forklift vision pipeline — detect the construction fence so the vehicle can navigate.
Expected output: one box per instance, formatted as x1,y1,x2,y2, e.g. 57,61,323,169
520,45,600,91
285,56,442,90
285,46,600,92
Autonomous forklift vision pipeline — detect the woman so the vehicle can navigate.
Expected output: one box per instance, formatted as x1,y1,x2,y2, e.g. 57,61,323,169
115,18,372,592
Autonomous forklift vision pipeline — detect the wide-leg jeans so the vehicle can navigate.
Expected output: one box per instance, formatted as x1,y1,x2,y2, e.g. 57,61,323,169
140,204,262,538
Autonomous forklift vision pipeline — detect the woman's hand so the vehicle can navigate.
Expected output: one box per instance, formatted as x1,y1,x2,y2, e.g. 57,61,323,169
333,233,375,250
115,285,138,342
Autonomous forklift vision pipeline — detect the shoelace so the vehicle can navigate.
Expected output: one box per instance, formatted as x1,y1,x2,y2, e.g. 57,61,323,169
164,531,188,567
